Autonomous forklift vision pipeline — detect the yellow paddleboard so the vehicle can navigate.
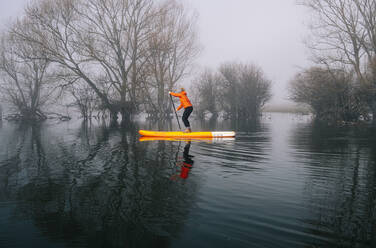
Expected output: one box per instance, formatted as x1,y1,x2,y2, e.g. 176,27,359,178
139,130,236,138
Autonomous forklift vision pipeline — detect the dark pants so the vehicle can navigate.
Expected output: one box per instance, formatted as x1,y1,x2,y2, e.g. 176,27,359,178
182,106,193,127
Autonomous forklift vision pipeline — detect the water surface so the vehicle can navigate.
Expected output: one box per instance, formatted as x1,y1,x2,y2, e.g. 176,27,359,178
0,113,375,248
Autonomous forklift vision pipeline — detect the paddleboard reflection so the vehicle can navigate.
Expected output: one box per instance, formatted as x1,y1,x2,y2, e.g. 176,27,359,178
139,137,235,143
139,137,234,180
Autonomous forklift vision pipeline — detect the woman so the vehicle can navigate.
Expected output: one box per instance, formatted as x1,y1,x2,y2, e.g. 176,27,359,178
169,88,193,132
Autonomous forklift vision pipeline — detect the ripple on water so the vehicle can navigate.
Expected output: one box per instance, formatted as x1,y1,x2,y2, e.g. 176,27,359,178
0,115,375,248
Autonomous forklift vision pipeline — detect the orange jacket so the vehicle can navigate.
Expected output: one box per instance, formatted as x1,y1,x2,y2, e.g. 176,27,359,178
169,91,192,111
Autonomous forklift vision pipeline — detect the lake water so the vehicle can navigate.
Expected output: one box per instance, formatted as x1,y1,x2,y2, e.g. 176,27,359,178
0,113,375,248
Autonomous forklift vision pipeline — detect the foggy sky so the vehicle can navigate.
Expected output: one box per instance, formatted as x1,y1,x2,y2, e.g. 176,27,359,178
0,0,311,105
184,0,311,104
0,0,27,27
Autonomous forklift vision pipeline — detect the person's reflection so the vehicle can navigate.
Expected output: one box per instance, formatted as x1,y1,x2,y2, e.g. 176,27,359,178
171,141,194,180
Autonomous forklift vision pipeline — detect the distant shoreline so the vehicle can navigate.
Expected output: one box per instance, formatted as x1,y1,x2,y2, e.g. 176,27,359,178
262,104,311,114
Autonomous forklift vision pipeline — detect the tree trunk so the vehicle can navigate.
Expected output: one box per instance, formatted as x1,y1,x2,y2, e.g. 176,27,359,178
372,101,376,125
110,109,118,125
157,81,165,117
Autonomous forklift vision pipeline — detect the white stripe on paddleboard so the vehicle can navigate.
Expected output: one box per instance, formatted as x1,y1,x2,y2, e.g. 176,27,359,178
211,131,236,137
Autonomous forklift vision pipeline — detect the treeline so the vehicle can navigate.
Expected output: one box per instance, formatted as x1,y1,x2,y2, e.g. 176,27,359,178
0,0,274,124
191,62,272,120
290,0,376,124
0,0,199,122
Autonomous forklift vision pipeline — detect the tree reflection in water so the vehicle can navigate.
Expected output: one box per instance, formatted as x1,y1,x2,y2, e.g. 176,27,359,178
0,120,199,247
4,115,374,247
291,122,376,247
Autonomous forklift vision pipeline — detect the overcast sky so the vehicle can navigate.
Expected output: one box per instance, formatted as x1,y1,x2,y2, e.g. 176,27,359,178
184,0,311,104
0,0,311,104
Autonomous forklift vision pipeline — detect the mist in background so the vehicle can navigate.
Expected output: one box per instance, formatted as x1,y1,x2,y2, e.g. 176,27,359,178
0,0,310,106
184,0,311,105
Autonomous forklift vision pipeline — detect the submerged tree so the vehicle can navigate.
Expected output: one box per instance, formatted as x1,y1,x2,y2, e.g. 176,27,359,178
8,0,198,123
193,62,272,121
0,31,58,121
141,0,199,119
12,0,155,122
218,62,272,120
191,69,219,119
66,82,99,120
300,0,376,123
289,67,368,122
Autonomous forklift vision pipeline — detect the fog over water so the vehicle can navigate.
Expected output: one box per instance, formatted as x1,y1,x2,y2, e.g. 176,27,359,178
0,0,311,106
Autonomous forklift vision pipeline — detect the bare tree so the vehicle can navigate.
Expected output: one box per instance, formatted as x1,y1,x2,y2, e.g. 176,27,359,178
289,67,368,122
76,0,158,121
301,0,376,122
142,0,199,118
66,81,99,120
301,0,365,78
191,69,219,119
10,0,198,123
194,62,272,121
11,0,158,123
0,31,57,121
217,63,239,119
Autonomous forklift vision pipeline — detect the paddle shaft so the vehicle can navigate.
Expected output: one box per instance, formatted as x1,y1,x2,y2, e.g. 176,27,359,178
170,94,181,129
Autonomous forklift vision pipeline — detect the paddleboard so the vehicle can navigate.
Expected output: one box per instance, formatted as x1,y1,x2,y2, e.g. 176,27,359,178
139,130,235,138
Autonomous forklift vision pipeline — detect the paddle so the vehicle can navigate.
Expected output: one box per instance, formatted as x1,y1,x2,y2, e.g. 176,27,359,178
169,93,181,130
